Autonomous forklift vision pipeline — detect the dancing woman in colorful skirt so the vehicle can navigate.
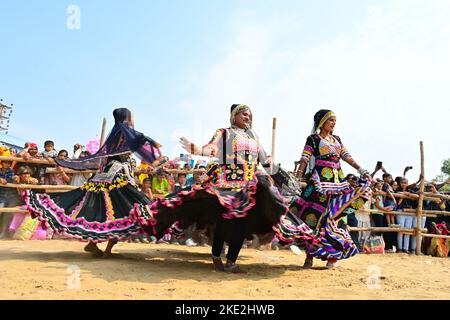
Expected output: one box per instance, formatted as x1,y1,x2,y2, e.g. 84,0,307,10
23,108,162,257
274,109,372,269
138,104,289,273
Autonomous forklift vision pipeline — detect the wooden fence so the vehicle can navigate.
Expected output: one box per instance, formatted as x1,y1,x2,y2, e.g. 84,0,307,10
0,143,449,255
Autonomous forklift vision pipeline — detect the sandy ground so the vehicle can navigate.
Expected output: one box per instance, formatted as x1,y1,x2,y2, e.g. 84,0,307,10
0,240,449,300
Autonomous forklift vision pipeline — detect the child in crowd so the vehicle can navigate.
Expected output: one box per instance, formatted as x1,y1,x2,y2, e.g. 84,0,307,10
152,169,171,198
382,173,398,227
13,166,39,185
371,181,394,235
174,173,189,192
41,140,58,159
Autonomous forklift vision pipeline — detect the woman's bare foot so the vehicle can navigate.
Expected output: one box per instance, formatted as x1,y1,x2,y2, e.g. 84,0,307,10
84,242,104,257
212,256,225,272
102,239,118,258
303,258,314,269
84,242,99,252
224,261,246,274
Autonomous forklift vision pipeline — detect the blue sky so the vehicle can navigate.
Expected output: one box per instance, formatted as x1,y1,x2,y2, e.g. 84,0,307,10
1,0,449,179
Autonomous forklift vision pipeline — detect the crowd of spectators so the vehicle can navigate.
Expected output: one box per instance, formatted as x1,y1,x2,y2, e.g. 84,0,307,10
345,163,450,257
0,140,212,246
0,141,449,257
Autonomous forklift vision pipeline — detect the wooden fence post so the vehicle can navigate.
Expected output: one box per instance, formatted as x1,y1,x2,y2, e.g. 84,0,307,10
416,141,425,255
271,117,277,174
100,117,107,147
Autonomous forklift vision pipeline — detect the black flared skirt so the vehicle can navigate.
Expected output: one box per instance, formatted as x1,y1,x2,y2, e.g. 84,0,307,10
136,173,289,242
24,178,151,243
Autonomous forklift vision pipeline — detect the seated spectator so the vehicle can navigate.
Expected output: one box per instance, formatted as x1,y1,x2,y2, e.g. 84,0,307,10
136,161,153,185
141,178,154,201
13,166,39,185
192,169,204,186
41,140,58,159
152,169,171,198
8,167,49,241
167,172,176,191
427,222,450,257
174,173,189,192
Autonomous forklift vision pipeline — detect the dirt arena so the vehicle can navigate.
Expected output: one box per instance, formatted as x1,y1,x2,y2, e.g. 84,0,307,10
0,240,449,300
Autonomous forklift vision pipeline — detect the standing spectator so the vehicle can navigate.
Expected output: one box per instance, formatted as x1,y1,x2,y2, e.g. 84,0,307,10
41,141,58,159
70,151,93,186
380,173,399,252
396,178,418,254
382,173,397,226
0,158,17,239
345,174,360,246
19,143,42,160
372,181,394,236
18,143,43,180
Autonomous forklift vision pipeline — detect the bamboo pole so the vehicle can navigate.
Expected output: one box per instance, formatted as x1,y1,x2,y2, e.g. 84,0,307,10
404,208,450,217
0,208,29,214
271,117,277,174
100,117,107,147
422,192,450,201
348,227,422,234
416,141,425,255
0,184,77,191
45,168,96,175
421,233,450,240
0,156,54,166
163,169,205,174
357,209,417,216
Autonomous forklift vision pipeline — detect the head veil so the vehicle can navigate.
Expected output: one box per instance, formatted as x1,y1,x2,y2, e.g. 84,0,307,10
55,108,161,170
229,104,273,169
305,109,337,175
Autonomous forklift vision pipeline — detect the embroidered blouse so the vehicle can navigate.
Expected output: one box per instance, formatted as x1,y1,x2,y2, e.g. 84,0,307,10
300,134,351,165
200,127,263,189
